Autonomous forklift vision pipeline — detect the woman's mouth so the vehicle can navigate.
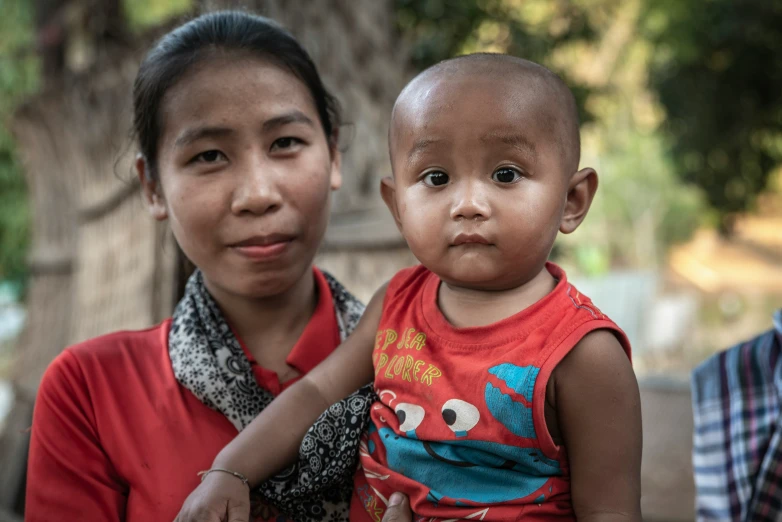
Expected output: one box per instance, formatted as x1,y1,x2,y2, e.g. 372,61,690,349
230,234,294,261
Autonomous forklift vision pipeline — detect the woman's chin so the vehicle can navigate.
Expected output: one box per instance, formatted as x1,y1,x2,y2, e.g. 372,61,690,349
220,262,312,300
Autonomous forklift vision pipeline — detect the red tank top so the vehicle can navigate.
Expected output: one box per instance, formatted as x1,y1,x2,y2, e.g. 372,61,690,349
350,263,631,522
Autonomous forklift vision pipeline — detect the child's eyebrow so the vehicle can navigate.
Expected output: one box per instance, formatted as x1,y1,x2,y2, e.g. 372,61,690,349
408,137,441,157
406,137,443,166
480,132,536,158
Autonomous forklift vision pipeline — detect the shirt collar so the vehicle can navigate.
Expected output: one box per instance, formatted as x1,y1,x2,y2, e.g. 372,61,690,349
285,266,341,375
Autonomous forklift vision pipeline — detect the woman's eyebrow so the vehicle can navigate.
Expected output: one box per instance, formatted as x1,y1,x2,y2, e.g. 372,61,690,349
173,111,315,148
262,110,315,132
175,126,234,148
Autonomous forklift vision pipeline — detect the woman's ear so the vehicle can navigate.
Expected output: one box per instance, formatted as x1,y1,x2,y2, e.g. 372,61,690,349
560,167,598,234
380,176,403,233
136,155,168,221
328,130,342,191
329,149,342,191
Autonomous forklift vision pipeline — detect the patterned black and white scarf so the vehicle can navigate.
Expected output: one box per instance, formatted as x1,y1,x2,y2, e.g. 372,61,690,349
169,269,376,522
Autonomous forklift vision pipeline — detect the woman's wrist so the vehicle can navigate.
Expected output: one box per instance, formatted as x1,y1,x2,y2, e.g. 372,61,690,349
212,450,262,488
198,468,250,489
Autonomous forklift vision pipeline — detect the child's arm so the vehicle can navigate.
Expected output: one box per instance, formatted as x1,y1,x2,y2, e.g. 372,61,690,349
554,329,642,522
174,284,388,522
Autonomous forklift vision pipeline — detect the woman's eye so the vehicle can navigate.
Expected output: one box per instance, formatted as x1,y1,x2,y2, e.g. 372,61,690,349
422,171,449,187
492,167,522,184
193,150,226,163
271,137,303,151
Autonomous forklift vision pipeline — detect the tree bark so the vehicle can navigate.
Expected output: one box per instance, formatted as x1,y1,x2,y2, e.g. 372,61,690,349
1,1,409,514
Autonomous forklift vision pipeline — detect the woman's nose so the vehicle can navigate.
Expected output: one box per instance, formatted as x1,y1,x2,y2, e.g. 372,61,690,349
230,160,283,216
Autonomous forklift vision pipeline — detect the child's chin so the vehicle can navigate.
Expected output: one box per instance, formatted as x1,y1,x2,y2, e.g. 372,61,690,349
440,267,503,289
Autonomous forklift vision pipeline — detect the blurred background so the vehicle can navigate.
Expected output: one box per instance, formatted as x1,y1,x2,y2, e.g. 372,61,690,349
0,0,781,520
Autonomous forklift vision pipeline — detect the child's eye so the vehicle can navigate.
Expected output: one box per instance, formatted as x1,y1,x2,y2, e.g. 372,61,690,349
271,137,304,151
422,171,449,187
492,167,522,184
192,150,227,163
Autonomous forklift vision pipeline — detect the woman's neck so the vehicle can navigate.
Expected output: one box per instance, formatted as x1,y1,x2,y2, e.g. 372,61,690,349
203,268,318,371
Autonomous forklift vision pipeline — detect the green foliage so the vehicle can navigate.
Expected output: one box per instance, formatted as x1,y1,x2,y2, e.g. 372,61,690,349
122,0,193,32
561,127,705,271
394,0,603,123
394,0,709,273
644,0,782,231
0,0,39,287
395,0,600,66
395,0,501,66
0,0,193,289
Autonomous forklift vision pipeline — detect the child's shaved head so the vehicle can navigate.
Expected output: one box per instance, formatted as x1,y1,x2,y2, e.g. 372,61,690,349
390,53,581,175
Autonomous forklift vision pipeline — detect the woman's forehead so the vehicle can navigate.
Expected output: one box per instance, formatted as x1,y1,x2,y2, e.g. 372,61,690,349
158,56,320,142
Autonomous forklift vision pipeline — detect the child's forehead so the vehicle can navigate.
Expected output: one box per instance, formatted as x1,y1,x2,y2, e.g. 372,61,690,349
391,73,555,148
389,57,580,171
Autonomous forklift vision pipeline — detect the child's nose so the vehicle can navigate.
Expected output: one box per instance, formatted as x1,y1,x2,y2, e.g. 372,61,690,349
450,182,491,221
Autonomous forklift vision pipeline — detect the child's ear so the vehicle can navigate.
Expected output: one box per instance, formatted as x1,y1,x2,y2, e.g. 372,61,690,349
136,154,168,221
380,176,403,233
560,167,598,234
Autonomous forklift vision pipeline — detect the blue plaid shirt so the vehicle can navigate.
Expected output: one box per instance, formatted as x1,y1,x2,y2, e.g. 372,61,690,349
691,309,782,521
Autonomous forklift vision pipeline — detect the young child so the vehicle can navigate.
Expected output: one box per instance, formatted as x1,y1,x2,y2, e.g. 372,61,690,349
176,54,642,522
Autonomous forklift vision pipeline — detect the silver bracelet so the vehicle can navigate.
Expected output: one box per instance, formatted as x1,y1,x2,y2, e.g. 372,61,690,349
197,468,250,489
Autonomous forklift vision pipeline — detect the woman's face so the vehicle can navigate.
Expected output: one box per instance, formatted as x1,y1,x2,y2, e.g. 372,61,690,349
140,55,341,300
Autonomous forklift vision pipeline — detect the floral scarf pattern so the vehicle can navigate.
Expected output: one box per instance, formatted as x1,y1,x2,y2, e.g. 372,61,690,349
169,269,375,521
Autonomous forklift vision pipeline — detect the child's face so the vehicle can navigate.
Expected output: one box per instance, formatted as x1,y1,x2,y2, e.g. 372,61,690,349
385,73,576,291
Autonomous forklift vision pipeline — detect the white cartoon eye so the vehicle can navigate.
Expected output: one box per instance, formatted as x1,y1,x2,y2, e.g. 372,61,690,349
442,399,480,435
395,403,425,432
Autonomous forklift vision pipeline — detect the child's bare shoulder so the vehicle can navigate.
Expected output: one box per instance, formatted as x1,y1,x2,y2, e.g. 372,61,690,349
557,329,631,378
552,329,634,396
549,328,638,430
545,329,636,438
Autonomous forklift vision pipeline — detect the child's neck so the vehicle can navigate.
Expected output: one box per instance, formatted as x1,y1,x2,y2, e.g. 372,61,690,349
437,266,557,328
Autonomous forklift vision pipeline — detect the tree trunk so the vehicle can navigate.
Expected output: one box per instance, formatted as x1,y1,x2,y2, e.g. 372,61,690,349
0,43,179,515
203,0,408,215
0,92,79,511
0,2,411,514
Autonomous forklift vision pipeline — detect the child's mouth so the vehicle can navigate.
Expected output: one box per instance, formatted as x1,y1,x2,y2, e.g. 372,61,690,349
452,233,491,246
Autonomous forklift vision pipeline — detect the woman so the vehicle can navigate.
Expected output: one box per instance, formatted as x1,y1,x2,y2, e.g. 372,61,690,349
25,11,411,522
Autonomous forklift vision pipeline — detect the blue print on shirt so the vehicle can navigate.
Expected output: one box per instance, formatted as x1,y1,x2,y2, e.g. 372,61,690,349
369,363,559,505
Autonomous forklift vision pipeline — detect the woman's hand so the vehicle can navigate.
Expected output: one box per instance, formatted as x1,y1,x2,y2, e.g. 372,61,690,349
381,493,413,522
174,472,251,522
173,476,411,522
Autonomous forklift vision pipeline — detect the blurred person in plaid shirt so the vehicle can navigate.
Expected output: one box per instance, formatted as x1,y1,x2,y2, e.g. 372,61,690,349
691,309,782,521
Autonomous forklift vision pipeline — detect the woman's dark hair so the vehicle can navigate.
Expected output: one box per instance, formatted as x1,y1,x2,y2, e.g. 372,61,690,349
133,10,341,180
